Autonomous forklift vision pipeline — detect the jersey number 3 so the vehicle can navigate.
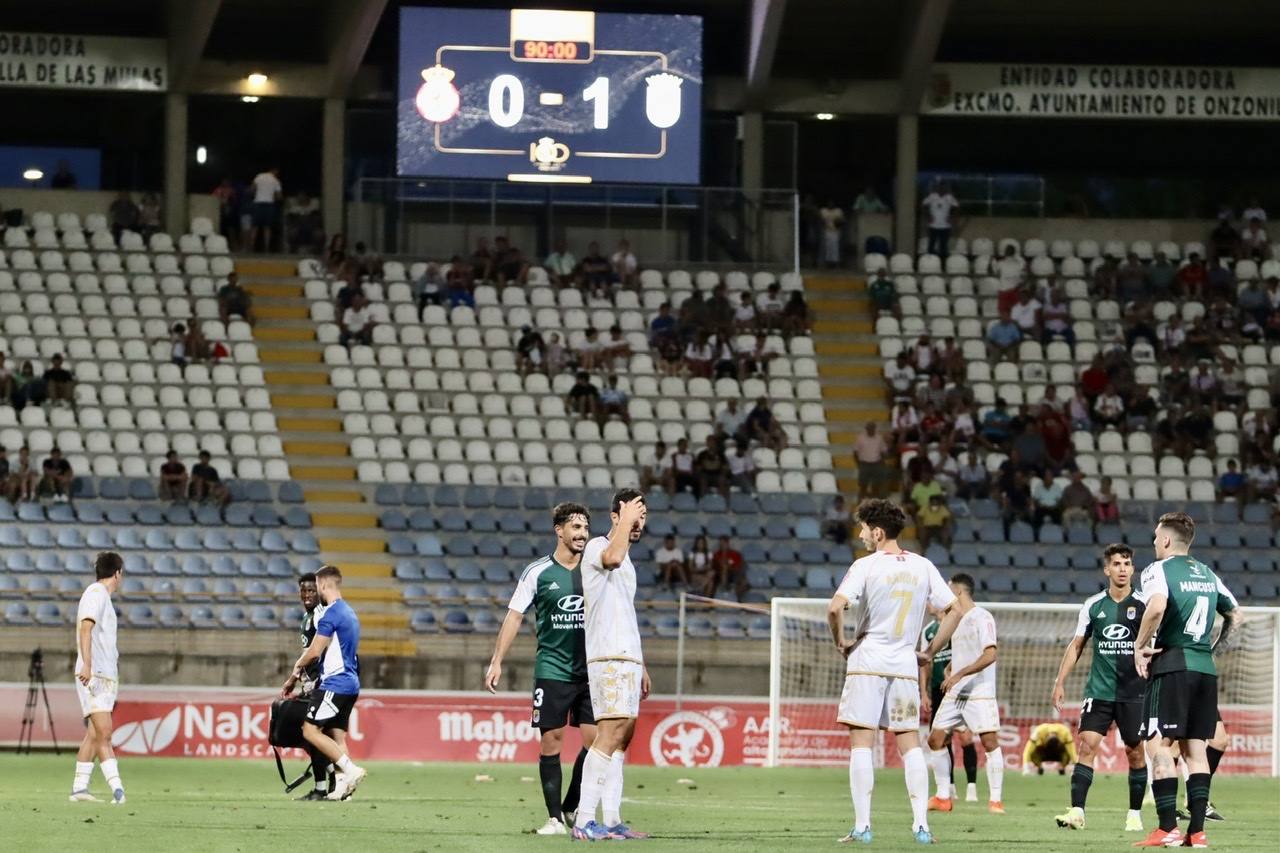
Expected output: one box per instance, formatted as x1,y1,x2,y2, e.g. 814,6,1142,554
1184,595,1209,642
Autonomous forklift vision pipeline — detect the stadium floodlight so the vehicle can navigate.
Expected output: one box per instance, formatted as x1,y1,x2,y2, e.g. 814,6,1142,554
196,146,208,164
22,167,44,183
241,95,260,103
814,112,835,120
247,72,269,88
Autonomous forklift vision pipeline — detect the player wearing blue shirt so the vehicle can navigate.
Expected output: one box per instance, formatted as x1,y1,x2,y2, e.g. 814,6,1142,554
288,565,367,801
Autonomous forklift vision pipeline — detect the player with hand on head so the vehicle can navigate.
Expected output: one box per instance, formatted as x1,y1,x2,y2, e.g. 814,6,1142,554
485,502,598,836
1132,512,1239,849
571,489,652,842
1051,543,1148,832
70,551,127,804
923,573,1007,815
829,498,961,845
920,610,980,804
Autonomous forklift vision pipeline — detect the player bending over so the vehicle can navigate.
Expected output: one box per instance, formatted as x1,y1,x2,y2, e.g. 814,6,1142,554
486,502,598,835
288,565,368,801
920,610,980,803
1132,512,1238,849
1022,722,1075,775
923,573,1006,815
828,498,961,845
1051,543,1148,832
70,551,127,804
571,489,651,841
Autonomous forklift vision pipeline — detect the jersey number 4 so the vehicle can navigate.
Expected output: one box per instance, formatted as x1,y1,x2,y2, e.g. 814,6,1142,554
1184,595,1209,642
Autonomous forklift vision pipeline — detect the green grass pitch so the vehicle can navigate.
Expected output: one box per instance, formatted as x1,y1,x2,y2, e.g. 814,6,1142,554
2,755,1277,851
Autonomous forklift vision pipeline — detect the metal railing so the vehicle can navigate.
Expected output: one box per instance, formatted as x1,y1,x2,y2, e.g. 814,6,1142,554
917,172,1047,217
349,177,799,272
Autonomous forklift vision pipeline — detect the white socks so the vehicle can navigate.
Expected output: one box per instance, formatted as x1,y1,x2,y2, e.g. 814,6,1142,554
930,747,952,799
849,748,874,832
985,748,1004,802
602,751,625,827
337,754,355,774
574,748,612,828
100,758,123,792
903,748,931,833
73,760,93,792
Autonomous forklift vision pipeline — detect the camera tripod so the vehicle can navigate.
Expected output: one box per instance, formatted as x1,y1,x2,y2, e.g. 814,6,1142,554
19,648,59,754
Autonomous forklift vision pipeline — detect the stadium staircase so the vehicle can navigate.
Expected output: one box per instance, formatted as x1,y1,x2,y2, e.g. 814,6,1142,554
237,258,412,655
806,274,890,496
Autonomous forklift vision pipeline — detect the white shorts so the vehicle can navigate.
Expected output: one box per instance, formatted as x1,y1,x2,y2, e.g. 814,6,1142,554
588,659,643,720
75,676,118,717
931,694,1000,734
837,674,920,731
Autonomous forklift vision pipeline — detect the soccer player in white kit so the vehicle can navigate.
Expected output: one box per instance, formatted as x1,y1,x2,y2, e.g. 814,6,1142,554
70,551,127,804
571,489,651,841
827,499,961,845
923,572,1006,815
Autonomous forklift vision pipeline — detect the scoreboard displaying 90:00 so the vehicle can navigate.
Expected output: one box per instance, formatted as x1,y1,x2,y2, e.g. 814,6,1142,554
396,7,702,185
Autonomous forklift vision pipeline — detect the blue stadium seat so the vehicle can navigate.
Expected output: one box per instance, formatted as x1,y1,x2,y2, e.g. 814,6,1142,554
747,616,772,639
17,503,44,522
210,556,238,577
75,503,105,524
442,610,473,633
415,534,444,557
673,517,704,538
951,545,980,566
1243,528,1274,550
211,579,238,598
1242,503,1273,525
245,581,272,602
764,519,792,540
283,507,311,529
1216,552,1246,575
35,552,62,573
463,486,492,508
408,510,436,531
0,524,24,547
476,539,504,559
1244,554,1275,573
115,528,144,550
923,544,949,565
154,555,181,575
422,559,451,581
952,518,975,542
127,479,156,501
984,573,1014,594
444,538,477,557
438,509,468,532
745,567,772,589
218,605,249,629
387,533,414,556
654,615,681,638
224,504,253,527
637,614,655,638
804,568,835,590
970,499,999,519
101,507,132,526
506,538,537,558
496,513,525,534
252,506,280,527
144,529,174,550
493,489,521,509
0,502,13,523
705,516,733,539
289,532,319,554
645,491,671,512
773,568,801,589
244,481,272,503
277,481,305,504
473,610,501,632
1066,524,1094,545
381,510,408,531
402,484,430,507
394,560,425,581
98,478,127,500
729,492,757,513
213,529,242,551
174,529,202,551
433,584,462,602
182,556,209,577
631,543,653,563
272,581,295,599
127,604,156,629
194,505,223,526
33,603,62,626
250,607,277,630
735,516,764,538
793,518,821,541
646,517,674,538
686,616,715,638
25,526,53,548
1095,523,1122,542
758,493,788,514
66,553,92,574
634,564,657,586
671,492,698,513
410,610,437,632
403,584,430,606
768,543,797,563
26,577,54,598
454,564,483,582
44,502,74,524
266,556,295,578
1038,524,1065,544
1014,575,1043,595
6,552,32,572
158,605,186,628
163,504,194,526
470,511,498,533
1068,547,1097,569
190,605,218,628
1214,528,1244,549
374,484,401,505
797,542,826,564
1042,549,1070,570
983,545,1014,566
5,602,32,625
1012,549,1039,569
136,505,165,525
787,494,818,515
72,477,95,499
976,520,1003,542
699,494,727,513
432,485,460,507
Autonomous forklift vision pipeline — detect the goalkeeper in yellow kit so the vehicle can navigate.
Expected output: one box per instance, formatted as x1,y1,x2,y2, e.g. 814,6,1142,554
1022,723,1077,774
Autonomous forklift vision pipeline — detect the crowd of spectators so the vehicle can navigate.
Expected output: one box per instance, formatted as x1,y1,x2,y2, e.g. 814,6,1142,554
157,450,230,507
0,445,74,504
654,533,749,600
0,352,76,410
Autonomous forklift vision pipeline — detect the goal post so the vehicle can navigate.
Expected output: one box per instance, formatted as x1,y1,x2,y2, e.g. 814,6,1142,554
766,598,1280,776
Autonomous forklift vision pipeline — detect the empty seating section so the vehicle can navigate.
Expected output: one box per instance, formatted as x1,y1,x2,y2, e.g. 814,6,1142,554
307,262,835,493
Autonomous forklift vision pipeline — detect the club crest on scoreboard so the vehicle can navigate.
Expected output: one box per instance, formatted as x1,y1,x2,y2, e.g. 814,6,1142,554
415,64,461,123
644,72,682,128
530,136,571,171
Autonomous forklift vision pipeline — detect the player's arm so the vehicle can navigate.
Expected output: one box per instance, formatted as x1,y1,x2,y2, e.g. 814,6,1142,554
292,632,330,677
76,616,95,684
1212,576,1242,656
826,592,853,656
1133,563,1167,678
600,496,645,569
485,609,525,693
1051,636,1086,712
941,643,996,693
918,601,960,662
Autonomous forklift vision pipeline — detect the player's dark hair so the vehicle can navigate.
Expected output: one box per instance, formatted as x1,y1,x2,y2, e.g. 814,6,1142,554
315,565,342,584
552,501,590,528
1103,543,1133,563
950,573,975,594
610,487,644,514
298,572,317,586
853,498,907,539
1157,511,1195,545
94,551,123,580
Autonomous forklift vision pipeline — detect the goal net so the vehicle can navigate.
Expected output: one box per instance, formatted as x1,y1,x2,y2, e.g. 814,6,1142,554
767,599,1280,776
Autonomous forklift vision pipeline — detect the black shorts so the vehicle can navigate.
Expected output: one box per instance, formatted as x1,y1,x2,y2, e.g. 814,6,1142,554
1144,670,1218,741
251,201,275,227
533,678,594,731
1079,697,1144,746
306,689,358,731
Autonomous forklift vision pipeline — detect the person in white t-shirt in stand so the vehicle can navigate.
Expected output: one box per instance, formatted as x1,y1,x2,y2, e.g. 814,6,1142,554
921,181,959,257
69,552,127,804
249,166,283,252
922,572,1006,815
819,200,846,268
572,490,651,841
827,499,961,845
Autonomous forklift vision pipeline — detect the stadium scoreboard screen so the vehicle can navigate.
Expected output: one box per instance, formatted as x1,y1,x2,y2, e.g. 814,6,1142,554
397,7,702,185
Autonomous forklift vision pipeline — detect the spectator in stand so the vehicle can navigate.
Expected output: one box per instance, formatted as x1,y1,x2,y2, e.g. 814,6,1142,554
339,292,375,348
1246,458,1279,504
1093,383,1125,429
756,282,785,333
733,291,758,333
0,352,11,404
715,398,747,441
598,375,630,426
818,200,845,267
655,534,688,590
1176,252,1207,299
987,310,1023,362
324,233,347,274
1091,254,1119,299
138,193,161,238
1242,198,1267,223
908,461,945,516
38,447,73,502
602,326,631,372
822,495,850,544
8,446,37,503
916,374,947,412
578,241,612,294
921,180,959,256
1040,287,1074,347
657,336,683,377
1123,300,1158,350
1059,471,1095,527
936,336,966,384
1079,355,1109,401
705,284,735,340
248,166,283,252
108,191,140,243
1218,362,1246,408
217,272,255,325
728,439,757,493
1163,315,1187,355
9,360,39,410
1039,384,1065,413
649,302,677,347
671,438,697,494
686,535,714,596
1190,362,1218,405
1206,259,1236,303
1094,476,1119,524
684,330,714,378
853,185,888,213
190,451,229,506
868,268,900,318
610,239,638,289
411,262,445,316
1039,406,1072,469
639,440,669,493
916,494,953,551
515,326,545,376
979,398,1013,449
334,271,363,315
1000,470,1033,538
853,421,889,499
995,245,1027,315
781,290,812,338
566,371,599,420
711,535,748,600
1241,217,1269,260
1030,471,1064,530
158,451,188,502
43,354,74,407
1010,421,1048,474
956,450,988,499
1124,386,1158,432
1210,213,1240,261
1117,253,1147,302
1238,278,1271,327
694,436,729,500
1010,289,1042,339
186,323,212,363
1217,459,1247,503
1147,251,1176,299
741,332,779,378
883,352,916,402
544,239,577,287
167,324,189,367
445,265,476,308
908,333,936,375
491,236,529,286
745,397,786,452
284,192,321,254
469,237,493,282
